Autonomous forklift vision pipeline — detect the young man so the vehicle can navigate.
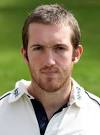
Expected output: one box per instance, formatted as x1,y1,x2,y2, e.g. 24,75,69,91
0,4,100,135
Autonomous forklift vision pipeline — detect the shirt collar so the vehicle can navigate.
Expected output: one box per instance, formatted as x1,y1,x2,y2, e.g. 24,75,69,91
8,80,32,103
68,79,85,108
9,79,86,108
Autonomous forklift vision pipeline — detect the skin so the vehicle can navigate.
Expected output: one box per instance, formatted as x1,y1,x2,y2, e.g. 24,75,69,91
21,23,83,119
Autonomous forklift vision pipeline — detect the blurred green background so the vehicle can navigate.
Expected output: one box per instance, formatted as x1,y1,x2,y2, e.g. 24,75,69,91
0,0,100,96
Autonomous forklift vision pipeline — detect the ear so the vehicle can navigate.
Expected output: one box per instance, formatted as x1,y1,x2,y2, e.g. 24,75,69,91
72,45,83,64
20,48,29,64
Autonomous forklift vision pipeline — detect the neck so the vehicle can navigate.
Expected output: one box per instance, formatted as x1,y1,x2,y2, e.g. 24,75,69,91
28,78,72,120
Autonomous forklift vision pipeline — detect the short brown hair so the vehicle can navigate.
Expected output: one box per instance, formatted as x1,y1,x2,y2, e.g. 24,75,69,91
22,4,81,50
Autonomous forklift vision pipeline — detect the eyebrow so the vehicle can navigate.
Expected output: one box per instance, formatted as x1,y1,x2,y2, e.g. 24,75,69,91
30,43,69,48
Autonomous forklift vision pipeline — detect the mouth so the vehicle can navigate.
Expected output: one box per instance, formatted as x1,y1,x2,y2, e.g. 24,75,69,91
40,67,60,78
41,69,58,73
41,67,59,72
41,71,58,76
40,70,59,78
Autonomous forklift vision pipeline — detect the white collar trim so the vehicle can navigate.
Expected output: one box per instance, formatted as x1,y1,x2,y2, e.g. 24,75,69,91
8,79,86,108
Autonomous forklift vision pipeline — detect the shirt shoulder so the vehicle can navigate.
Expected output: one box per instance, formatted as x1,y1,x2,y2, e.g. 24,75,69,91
0,91,11,102
85,91,100,106
0,79,31,105
71,79,100,109
0,91,12,112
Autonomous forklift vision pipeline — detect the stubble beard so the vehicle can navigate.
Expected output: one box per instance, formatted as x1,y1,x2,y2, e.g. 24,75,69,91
30,70,72,93
28,59,73,93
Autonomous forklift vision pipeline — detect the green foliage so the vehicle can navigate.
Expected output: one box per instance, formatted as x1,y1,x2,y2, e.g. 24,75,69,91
0,0,100,96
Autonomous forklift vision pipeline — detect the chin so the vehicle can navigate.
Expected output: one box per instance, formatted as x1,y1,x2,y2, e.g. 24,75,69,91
39,82,63,93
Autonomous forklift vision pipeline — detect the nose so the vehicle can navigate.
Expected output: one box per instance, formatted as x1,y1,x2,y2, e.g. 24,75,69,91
43,49,56,66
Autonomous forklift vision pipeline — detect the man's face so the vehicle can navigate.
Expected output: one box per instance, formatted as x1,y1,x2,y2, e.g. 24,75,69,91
22,23,80,92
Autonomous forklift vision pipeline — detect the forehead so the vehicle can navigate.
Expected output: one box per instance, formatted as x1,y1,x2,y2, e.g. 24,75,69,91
28,23,73,45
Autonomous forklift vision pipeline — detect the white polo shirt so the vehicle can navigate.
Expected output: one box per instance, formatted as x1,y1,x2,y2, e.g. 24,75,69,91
0,79,100,135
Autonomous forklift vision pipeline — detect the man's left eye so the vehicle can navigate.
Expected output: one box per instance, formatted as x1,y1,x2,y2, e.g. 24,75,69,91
55,46,65,51
58,47,65,50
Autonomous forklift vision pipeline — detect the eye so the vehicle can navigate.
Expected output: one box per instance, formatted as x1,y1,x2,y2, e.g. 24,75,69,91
54,45,66,51
56,46,65,50
32,45,43,51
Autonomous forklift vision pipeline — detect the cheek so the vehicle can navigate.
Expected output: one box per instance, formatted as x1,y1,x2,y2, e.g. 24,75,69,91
28,48,44,62
56,53,73,68
28,55,43,74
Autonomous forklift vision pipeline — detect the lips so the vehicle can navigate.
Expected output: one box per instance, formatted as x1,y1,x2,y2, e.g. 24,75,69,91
41,70,58,74
40,68,59,74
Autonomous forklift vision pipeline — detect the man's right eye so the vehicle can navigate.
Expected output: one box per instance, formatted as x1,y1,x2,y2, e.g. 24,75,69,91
32,45,43,51
33,47,42,50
